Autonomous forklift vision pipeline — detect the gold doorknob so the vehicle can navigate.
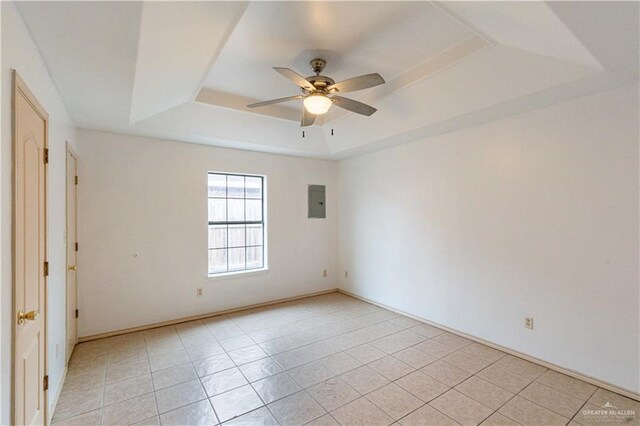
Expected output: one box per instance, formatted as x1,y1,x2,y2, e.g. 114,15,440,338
68,265,77,271
17,309,38,324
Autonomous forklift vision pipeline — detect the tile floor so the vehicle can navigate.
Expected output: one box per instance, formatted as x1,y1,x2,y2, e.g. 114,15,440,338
52,293,639,425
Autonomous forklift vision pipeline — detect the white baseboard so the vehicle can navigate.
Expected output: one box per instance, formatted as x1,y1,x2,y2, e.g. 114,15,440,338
338,288,640,402
48,366,67,424
79,288,339,342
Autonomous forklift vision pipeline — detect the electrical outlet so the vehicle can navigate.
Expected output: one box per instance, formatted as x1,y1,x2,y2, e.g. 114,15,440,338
525,317,534,330
197,287,204,297
323,270,327,278
345,270,349,278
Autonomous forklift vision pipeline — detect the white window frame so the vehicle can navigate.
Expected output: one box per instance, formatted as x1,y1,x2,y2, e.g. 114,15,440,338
207,172,268,279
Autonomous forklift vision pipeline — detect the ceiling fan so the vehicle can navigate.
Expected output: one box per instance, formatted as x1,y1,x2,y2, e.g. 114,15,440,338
247,58,385,127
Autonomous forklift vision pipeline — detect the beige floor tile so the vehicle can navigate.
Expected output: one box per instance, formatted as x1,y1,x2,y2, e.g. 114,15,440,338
107,347,148,366
224,406,278,425
307,378,360,411
587,388,640,413
395,370,450,403
155,379,207,414
398,404,458,426
331,397,394,426
239,357,284,382
53,386,103,421
476,364,532,394
149,350,190,372
159,400,218,426
369,356,415,381
258,336,298,355
393,347,438,369
105,358,151,384
430,389,493,426
133,416,160,426
535,370,596,401
413,340,459,359
493,355,547,380
520,381,584,418
442,351,491,374
347,344,387,364
461,344,506,363
60,369,105,394
252,372,301,403
498,396,568,426
366,383,424,420
480,412,521,425
210,384,264,422
228,345,269,365
220,335,256,352
340,365,390,394
289,360,336,388
193,353,235,377
421,360,472,387
184,342,225,361
201,367,248,397
152,363,197,390
455,376,514,410
307,413,340,426
51,409,101,426
101,393,157,426
103,375,153,406
267,391,326,425
319,352,362,375
409,324,446,339
432,333,474,350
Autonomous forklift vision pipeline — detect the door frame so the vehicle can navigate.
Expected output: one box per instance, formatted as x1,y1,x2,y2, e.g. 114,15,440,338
12,70,49,425
65,142,78,363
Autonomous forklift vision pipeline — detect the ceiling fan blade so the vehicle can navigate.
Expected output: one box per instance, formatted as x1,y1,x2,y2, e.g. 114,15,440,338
331,95,377,116
273,67,315,92
247,95,304,108
327,73,385,94
301,108,316,127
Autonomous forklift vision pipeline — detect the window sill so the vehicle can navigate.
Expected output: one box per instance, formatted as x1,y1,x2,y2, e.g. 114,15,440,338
208,268,269,281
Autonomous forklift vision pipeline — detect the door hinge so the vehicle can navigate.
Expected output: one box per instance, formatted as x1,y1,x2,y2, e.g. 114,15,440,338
75,242,79,251
75,309,79,319
43,148,49,164
75,175,78,185
43,375,49,391
43,261,49,277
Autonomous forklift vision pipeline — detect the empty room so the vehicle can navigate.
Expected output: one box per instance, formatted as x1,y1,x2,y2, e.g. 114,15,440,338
1,1,639,425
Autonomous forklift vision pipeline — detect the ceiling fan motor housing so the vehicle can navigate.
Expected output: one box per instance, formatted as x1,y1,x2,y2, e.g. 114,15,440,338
310,58,327,74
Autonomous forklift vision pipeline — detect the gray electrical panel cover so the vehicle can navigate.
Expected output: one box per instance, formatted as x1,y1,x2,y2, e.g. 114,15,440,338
308,185,326,218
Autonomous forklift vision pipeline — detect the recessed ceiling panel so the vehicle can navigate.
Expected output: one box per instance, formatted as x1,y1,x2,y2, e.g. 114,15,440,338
202,1,473,105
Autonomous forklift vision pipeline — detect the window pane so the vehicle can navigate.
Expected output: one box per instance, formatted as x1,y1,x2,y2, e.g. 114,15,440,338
228,199,244,222
246,224,263,246
208,225,227,249
209,249,227,274
208,198,226,222
246,199,262,222
208,174,226,197
227,175,245,198
247,246,263,269
228,247,245,271
228,225,245,248
246,177,262,199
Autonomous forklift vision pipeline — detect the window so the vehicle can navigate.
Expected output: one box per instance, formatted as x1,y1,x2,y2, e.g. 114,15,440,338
208,172,265,275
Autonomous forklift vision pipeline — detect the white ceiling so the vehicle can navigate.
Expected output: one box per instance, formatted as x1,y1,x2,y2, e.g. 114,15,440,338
14,1,639,159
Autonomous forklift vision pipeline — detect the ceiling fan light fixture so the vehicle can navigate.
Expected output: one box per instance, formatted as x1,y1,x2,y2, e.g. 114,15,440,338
303,94,332,115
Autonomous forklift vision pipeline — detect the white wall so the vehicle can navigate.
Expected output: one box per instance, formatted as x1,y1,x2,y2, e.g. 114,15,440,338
76,129,338,337
1,2,78,423
337,85,639,393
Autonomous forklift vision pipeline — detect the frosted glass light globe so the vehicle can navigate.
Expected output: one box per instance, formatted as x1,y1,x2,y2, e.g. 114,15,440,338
303,94,332,115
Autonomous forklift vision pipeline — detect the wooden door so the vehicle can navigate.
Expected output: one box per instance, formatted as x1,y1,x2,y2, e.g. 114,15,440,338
13,71,48,426
66,147,78,363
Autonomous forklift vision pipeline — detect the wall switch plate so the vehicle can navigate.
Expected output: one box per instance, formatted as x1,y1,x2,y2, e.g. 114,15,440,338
55,343,60,359
525,317,534,330
345,271,349,278
323,270,327,278
197,287,203,297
